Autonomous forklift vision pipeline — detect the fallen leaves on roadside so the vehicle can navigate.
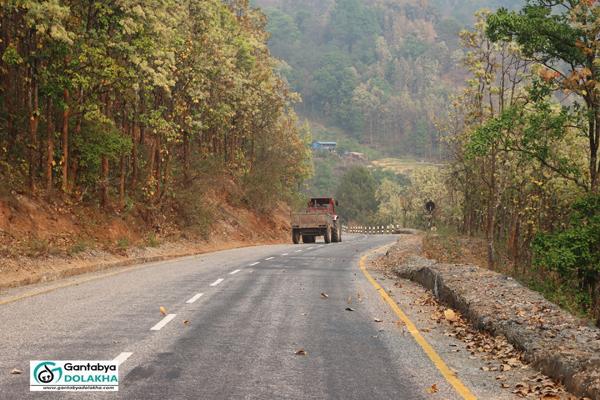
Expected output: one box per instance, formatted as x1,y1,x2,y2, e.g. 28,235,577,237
347,296,352,304
295,349,307,356
374,318,383,323
183,320,190,326
159,306,168,316
444,309,458,322
10,368,22,375
345,307,355,312
320,293,329,299
426,384,438,394
376,245,579,400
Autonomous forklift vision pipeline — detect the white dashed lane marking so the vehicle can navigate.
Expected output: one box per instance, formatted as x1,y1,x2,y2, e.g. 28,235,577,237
113,352,133,366
229,269,241,275
210,278,224,287
295,250,302,253
249,262,260,266
265,257,275,260
150,314,176,331
186,293,204,304
281,253,289,256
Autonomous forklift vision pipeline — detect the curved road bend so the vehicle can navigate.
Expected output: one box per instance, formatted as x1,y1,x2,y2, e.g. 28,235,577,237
1,234,475,399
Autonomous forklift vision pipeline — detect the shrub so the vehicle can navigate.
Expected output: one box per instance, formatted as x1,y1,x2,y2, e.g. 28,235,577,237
533,195,600,321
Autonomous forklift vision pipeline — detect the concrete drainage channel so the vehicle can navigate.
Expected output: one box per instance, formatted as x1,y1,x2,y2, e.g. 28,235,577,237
387,254,600,400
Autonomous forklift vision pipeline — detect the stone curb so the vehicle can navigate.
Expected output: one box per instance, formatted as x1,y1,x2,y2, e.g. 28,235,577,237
388,254,600,400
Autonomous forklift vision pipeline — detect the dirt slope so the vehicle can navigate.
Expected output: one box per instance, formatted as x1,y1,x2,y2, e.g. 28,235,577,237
0,183,290,290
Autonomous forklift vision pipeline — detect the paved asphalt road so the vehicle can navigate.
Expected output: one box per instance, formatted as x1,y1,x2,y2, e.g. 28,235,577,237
0,235,472,399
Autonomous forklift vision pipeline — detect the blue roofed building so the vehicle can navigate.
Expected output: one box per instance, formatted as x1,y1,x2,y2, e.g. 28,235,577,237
311,141,337,152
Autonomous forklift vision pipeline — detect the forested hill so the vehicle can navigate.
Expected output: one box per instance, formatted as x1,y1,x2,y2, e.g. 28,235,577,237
253,0,520,158
0,1,311,248
0,0,311,253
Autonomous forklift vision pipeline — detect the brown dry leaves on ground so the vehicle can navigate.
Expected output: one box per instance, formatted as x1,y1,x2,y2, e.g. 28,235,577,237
373,233,585,400
418,290,577,399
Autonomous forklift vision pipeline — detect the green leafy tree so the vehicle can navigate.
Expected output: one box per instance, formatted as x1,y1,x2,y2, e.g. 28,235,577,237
0,0,310,220
487,0,600,192
335,166,378,223
533,195,600,321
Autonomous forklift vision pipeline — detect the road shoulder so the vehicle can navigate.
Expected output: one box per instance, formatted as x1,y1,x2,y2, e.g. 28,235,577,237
367,234,579,399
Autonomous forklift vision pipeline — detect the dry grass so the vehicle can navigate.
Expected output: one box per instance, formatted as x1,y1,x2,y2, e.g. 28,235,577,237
371,158,444,175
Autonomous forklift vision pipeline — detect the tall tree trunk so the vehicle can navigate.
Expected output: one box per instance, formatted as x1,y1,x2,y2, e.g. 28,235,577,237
161,146,171,201
154,143,161,201
130,124,138,190
119,155,126,209
100,155,109,208
486,149,497,270
183,132,190,182
45,98,55,192
28,72,39,194
69,102,82,193
591,110,599,193
61,89,69,192
147,139,156,186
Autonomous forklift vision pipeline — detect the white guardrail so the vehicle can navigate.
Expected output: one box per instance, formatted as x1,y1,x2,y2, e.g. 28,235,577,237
341,225,404,234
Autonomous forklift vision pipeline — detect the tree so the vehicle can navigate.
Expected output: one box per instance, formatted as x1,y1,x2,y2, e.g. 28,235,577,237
487,0,600,193
533,195,600,322
335,166,378,223
376,178,404,225
330,0,380,54
0,0,309,218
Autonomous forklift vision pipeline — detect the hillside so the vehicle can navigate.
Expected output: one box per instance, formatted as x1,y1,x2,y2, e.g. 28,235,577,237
0,176,290,289
0,0,310,276
253,0,521,158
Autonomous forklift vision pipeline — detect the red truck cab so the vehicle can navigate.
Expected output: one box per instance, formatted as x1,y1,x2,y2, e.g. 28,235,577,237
307,198,337,214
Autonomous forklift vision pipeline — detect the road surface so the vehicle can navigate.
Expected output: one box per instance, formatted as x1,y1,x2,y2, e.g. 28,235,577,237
1,235,488,399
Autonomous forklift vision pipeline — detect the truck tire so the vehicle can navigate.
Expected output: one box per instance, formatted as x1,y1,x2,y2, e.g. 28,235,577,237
332,221,340,242
324,226,332,244
292,229,300,244
302,235,315,243
337,224,342,242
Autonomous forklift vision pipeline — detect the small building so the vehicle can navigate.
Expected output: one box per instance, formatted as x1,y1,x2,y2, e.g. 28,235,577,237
311,141,337,152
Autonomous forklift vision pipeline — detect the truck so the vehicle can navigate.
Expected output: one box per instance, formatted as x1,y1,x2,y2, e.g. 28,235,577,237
291,197,342,244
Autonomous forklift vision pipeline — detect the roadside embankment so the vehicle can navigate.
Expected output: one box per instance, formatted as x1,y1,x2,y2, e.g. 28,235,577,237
379,241,600,399
0,186,290,291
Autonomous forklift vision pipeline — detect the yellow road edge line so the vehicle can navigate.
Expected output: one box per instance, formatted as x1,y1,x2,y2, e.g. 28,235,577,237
359,249,478,400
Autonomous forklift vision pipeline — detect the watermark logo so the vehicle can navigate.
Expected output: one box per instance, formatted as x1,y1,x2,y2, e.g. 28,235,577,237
33,361,62,384
30,360,118,392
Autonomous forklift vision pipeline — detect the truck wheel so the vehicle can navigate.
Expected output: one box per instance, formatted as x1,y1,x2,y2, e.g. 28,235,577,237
302,235,315,243
292,230,300,244
332,222,339,242
324,227,332,244
337,225,342,242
